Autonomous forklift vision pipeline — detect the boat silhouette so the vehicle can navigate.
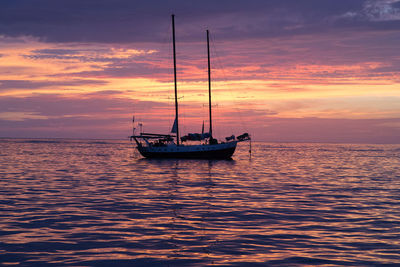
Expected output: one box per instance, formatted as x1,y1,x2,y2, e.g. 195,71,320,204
130,15,250,159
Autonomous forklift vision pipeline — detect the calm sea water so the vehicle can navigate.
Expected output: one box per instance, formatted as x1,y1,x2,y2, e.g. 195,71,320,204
1,139,400,266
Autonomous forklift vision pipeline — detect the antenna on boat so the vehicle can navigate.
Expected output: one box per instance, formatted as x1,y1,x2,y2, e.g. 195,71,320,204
171,14,180,145
132,115,136,136
139,123,143,134
249,137,252,158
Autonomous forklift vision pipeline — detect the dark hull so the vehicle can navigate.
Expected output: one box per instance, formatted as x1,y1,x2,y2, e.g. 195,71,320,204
138,146,236,159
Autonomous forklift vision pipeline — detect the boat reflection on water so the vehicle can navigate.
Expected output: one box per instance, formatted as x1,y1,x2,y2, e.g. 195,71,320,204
132,158,237,265
165,160,219,263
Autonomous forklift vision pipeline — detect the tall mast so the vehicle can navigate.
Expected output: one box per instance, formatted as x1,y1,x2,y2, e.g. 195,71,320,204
207,30,213,138
172,14,179,145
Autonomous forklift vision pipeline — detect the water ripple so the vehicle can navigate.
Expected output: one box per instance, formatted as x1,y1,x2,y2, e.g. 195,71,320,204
0,140,400,266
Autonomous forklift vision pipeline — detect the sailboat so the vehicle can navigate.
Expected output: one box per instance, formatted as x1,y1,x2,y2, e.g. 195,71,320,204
130,15,250,159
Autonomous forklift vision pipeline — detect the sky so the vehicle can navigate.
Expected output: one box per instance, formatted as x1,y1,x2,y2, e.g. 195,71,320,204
0,0,400,143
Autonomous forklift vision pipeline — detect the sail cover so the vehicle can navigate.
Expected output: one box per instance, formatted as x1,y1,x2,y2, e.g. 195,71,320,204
171,117,177,133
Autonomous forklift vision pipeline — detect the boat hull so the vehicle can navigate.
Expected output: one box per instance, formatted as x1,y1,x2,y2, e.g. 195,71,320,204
137,142,237,159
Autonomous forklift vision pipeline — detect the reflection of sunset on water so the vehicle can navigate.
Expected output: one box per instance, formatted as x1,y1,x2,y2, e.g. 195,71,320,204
1,140,399,265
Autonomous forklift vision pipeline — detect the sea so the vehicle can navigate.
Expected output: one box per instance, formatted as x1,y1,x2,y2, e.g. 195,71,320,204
1,138,400,266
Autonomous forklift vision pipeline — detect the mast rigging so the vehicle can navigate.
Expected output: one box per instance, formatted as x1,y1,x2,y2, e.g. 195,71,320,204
172,14,180,145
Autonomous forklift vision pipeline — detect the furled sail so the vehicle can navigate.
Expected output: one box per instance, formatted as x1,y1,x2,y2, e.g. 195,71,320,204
180,132,210,142
171,117,177,133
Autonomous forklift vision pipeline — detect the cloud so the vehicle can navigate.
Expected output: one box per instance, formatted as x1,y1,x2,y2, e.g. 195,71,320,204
0,93,176,138
0,79,108,91
0,0,399,43
0,111,48,121
1,92,399,143
253,117,400,143
1,0,399,142
362,0,400,21
26,47,156,62
70,61,171,79
0,93,169,117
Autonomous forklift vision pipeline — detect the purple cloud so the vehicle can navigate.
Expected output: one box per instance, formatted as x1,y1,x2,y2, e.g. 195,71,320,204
0,0,398,43
252,117,400,144
0,93,175,138
0,79,108,91
0,93,168,117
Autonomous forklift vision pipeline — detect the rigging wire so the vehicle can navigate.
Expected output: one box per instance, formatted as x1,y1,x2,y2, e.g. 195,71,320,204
209,33,249,136
207,32,224,139
136,16,175,135
165,18,175,134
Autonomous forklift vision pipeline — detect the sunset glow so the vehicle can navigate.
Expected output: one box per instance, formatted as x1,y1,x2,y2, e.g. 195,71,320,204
1,1,399,142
